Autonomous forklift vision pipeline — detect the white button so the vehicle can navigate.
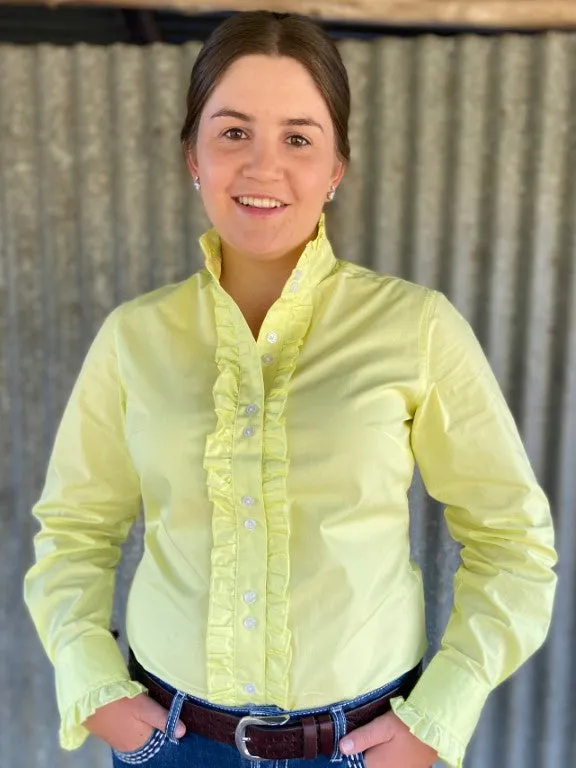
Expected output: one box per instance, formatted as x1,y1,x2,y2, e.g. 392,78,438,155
293,270,303,279
245,404,258,415
243,591,257,604
243,426,255,438
244,683,256,695
289,282,299,293
266,331,279,344
244,519,257,530
243,617,257,630
241,496,255,507
262,354,274,365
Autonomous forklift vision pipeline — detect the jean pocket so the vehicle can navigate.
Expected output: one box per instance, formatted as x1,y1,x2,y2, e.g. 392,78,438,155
112,729,167,764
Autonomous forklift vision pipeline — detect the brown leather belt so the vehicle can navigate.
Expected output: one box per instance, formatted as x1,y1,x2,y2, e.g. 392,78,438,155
129,651,422,760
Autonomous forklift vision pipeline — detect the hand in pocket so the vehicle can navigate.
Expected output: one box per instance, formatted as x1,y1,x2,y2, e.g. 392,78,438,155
84,693,186,753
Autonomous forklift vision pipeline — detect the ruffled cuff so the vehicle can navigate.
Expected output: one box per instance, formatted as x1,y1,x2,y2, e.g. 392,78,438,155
389,652,491,767
53,633,147,750
59,679,147,750
390,695,465,768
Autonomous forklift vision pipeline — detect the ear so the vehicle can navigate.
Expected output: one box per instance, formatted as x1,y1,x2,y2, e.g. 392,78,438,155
184,146,199,179
330,158,346,192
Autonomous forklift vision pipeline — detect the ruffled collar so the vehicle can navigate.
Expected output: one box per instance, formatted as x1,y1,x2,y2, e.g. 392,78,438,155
199,213,337,298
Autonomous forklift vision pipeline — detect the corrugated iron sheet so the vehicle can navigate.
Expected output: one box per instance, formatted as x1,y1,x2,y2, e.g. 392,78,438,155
1,36,574,767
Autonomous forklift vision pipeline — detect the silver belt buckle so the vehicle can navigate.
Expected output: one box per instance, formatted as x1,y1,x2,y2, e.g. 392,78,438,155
235,714,290,760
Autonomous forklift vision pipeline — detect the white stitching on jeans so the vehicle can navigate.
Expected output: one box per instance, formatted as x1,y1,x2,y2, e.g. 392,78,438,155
113,730,167,764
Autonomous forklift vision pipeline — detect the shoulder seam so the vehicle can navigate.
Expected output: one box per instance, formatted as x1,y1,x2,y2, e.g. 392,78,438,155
418,289,438,404
107,304,128,407
336,260,390,280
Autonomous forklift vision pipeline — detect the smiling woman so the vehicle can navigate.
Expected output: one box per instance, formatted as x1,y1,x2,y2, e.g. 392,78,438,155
179,14,349,335
24,10,557,768
185,52,345,320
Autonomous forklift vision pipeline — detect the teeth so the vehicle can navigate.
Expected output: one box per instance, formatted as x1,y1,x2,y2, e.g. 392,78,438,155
237,196,284,208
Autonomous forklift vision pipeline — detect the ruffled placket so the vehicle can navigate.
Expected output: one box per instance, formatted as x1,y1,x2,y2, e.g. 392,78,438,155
201,215,337,707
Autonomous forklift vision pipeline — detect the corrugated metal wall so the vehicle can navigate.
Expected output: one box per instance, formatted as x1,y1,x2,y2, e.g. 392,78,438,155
1,34,575,768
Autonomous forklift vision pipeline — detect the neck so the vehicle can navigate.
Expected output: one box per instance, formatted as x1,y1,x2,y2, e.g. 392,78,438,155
219,235,312,338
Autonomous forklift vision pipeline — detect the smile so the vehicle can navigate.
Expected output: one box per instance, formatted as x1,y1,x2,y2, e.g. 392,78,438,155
234,195,287,209
233,195,289,218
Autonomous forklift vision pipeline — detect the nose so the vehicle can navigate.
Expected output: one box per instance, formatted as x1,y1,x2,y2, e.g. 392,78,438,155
242,137,283,182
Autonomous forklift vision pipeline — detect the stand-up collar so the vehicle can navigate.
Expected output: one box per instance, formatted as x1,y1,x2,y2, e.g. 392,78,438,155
199,213,337,297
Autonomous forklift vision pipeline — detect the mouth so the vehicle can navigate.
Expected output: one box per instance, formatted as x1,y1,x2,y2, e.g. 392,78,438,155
233,195,289,216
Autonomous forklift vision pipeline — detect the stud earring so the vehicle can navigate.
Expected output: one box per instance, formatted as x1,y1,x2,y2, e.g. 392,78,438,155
327,185,336,202
193,177,201,191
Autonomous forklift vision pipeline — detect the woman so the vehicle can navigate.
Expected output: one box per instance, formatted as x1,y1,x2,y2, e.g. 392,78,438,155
24,11,557,768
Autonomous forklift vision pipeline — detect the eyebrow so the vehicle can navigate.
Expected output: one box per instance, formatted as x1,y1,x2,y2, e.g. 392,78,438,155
210,108,324,132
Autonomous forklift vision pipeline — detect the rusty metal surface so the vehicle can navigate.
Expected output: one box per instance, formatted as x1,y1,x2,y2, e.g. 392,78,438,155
4,1,576,29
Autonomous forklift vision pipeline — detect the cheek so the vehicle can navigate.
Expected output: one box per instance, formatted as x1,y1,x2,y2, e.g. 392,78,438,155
203,163,229,188
199,158,237,201
291,159,332,195
197,141,236,180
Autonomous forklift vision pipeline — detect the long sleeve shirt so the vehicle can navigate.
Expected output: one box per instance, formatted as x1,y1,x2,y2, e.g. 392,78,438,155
24,214,557,767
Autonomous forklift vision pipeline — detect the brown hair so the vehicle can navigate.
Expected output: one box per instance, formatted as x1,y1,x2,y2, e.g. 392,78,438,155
180,11,350,162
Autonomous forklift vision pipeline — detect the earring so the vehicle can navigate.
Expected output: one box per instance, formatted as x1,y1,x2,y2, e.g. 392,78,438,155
193,177,201,191
327,185,336,202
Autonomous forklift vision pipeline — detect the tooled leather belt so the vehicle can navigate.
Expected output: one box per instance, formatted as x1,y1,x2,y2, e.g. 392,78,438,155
129,651,422,761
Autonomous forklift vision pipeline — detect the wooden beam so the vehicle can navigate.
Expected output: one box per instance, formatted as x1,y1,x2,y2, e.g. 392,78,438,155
20,1,576,29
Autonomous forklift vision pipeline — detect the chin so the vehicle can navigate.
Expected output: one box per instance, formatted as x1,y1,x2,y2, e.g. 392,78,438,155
225,224,297,256
232,238,293,261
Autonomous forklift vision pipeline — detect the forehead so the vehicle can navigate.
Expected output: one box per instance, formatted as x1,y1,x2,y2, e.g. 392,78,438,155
203,54,332,122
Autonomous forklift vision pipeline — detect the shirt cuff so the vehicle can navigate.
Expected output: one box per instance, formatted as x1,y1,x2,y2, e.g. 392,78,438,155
54,634,148,750
59,679,148,750
390,653,491,768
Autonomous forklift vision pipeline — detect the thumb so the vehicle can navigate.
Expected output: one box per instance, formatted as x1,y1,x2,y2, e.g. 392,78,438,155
340,713,395,755
137,695,187,738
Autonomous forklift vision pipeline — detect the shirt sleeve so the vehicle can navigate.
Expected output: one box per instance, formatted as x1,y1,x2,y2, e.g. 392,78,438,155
390,290,558,767
23,307,148,750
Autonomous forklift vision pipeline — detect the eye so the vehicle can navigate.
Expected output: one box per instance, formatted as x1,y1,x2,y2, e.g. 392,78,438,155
223,127,248,141
287,134,311,148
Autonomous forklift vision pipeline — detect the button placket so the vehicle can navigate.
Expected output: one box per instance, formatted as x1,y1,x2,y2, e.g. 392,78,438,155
236,304,296,698
234,364,267,695
203,221,331,706
238,370,261,526
242,589,258,632
258,298,290,373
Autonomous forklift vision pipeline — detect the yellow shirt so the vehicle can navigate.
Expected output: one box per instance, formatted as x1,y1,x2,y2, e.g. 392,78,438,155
24,215,557,767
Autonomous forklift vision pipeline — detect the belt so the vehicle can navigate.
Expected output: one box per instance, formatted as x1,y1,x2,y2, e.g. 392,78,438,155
129,651,422,761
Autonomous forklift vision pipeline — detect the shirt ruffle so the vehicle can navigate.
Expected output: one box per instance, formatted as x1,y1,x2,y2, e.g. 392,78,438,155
59,679,147,751
390,696,465,768
260,293,314,703
202,278,317,705
201,216,334,705
203,284,242,701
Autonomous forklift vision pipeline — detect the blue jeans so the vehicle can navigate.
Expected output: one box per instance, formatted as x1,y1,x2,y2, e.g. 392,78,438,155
111,669,412,768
